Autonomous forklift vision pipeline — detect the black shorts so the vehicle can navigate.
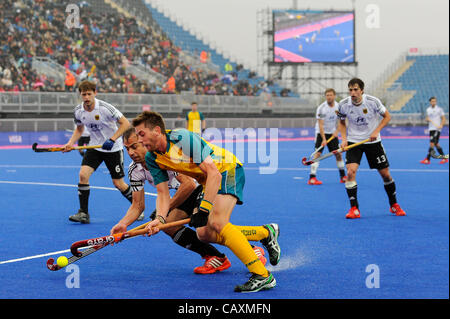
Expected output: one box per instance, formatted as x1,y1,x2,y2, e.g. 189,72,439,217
169,185,204,217
78,136,90,147
314,133,339,152
429,130,441,144
81,149,125,179
345,141,390,170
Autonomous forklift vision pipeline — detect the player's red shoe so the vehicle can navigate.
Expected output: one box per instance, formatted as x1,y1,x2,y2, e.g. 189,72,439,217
420,158,430,164
308,177,323,185
252,245,267,266
390,203,406,216
194,255,231,274
439,158,449,164
345,206,360,219
340,176,347,183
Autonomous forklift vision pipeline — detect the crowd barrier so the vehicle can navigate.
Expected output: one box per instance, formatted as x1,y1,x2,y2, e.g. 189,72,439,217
1,126,447,148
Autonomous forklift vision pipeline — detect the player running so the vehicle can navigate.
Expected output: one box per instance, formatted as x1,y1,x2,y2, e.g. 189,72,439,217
131,111,280,293
110,128,267,274
337,78,406,219
420,97,448,164
307,88,346,185
63,80,138,224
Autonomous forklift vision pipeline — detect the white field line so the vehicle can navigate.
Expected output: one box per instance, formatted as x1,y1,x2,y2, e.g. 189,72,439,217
0,180,157,196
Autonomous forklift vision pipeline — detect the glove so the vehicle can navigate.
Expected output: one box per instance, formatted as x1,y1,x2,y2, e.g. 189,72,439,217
102,138,115,150
189,199,213,228
189,209,209,228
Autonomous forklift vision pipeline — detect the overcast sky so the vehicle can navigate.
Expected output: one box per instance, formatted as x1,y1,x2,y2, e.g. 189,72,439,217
146,0,449,84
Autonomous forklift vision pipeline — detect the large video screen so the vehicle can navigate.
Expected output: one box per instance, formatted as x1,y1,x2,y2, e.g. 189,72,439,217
273,10,355,63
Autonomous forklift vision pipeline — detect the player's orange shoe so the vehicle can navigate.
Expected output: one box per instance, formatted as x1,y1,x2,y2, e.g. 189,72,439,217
308,177,323,185
194,255,231,274
439,158,449,164
420,158,430,164
252,245,267,266
345,206,360,219
340,176,348,183
390,203,406,216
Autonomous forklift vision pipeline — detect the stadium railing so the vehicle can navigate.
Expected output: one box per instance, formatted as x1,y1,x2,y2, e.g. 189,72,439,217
0,92,315,115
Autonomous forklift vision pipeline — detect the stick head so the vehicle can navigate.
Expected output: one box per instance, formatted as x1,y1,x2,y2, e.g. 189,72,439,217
32,143,38,152
46,258,61,271
301,157,313,166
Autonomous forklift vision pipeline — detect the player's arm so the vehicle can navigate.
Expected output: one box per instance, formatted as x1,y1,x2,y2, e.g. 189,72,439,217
185,156,221,228
318,119,326,146
144,181,171,236
198,156,221,205
338,119,347,148
370,108,391,141
102,115,131,150
110,189,145,235
439,114,445,129
111,115,131,142
63,125,84,152
169,174,197,210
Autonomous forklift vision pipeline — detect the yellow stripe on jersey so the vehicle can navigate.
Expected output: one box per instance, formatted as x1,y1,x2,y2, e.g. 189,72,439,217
146,129,242,186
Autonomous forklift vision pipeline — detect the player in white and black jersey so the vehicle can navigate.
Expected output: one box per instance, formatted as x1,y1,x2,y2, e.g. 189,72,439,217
420,97,448,164
337,78,406,219
110,128,268,274
63,81,133,224
307,88,346,185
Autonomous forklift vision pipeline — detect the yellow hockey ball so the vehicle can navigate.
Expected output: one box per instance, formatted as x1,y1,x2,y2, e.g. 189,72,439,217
56,256,69,267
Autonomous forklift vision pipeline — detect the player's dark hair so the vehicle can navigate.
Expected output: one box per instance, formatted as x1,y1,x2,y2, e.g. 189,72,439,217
348,78,365,90
78,80,97,92
191,102,198,106
123,127,137,143
429,96,436,101
132,111,166,133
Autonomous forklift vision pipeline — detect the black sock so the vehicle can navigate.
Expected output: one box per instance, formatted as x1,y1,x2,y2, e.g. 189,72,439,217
345,184,358,208
309,174,316,179
121,185,133,203
436,146,444,155
427,147,433,160
339,169,346,178
78,183,90,213
384,180,397,206
172,227,225,258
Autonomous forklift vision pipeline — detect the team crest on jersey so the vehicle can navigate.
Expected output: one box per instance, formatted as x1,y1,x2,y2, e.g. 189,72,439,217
95,114,100,120
363,108,368,114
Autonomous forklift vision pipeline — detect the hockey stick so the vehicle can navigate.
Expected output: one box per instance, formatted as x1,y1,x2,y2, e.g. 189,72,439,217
430,149,449,159
32,143,102,153
46,220,151,271
302,138,371,166
307,135,336,160
70,218,191,257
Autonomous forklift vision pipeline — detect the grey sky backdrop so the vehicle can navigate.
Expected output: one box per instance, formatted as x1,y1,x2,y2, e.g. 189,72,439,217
146,0,449,85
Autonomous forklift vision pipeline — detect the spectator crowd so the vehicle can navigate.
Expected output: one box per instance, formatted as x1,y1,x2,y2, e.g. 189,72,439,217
0,0,291,97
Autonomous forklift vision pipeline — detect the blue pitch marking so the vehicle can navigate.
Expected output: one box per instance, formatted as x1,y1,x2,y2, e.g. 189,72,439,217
0,138,448,299
276,20,354,62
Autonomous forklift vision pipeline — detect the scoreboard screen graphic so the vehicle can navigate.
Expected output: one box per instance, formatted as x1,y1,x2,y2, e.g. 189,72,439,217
273,10,356,63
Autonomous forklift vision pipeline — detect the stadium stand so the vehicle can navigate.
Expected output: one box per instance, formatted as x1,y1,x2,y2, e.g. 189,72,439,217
0,0,295,99
378,54,449,113
143,1,293,97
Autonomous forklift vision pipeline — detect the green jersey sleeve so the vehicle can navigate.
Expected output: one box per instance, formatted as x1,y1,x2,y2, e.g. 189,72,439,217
145,152,169,186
